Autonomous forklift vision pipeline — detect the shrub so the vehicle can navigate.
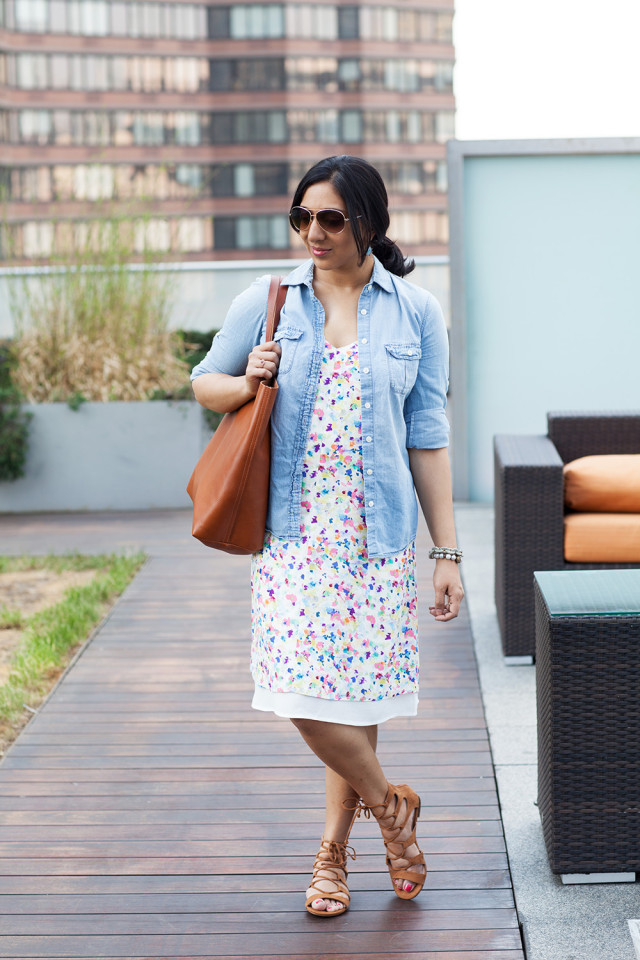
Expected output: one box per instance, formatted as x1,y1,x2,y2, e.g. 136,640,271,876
9,215,190,403
0,343,31,482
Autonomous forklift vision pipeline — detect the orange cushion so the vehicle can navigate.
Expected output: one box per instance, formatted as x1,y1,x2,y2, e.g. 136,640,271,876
564,455,640,512
564,513,640,562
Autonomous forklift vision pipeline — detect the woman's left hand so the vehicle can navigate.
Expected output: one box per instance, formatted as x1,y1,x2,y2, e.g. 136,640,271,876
429,560,464,621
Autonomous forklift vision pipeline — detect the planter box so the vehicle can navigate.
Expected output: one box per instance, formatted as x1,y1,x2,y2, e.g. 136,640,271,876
0,401,211,512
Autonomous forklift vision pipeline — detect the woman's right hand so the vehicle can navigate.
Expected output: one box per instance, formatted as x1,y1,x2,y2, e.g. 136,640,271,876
245,340,282,395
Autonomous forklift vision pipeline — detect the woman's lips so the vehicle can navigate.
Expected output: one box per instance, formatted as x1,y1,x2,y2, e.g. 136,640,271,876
311,247,330,256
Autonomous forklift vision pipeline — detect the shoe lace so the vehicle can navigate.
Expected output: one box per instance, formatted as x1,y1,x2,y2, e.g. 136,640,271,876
319,838,356,866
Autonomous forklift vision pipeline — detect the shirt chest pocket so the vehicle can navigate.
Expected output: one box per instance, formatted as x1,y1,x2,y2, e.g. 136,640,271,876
273,325,303,376
384,342,422,395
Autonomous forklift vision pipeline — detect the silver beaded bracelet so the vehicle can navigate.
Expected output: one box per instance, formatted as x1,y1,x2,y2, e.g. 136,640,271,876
428,546,463,563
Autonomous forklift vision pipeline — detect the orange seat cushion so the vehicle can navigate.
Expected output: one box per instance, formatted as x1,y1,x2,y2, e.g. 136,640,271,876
564,513,640,563
564,455,640,512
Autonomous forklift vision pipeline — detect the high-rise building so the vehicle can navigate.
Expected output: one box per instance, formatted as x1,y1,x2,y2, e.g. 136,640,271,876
0,0,454,262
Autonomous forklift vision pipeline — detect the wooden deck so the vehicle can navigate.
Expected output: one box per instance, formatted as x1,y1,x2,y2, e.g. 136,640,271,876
0,514,524,959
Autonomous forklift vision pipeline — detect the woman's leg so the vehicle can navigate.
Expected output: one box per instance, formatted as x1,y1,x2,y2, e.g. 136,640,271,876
293,719,424,908
323,724,378,841
296,721,381,913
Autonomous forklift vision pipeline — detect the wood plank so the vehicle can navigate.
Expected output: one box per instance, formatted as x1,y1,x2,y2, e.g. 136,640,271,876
0,889,517,914
0,835,507,856
0,805,502,823
0,820,506,840
0,930,524,955
0,909,519,934
0,853,510,876
0,870,515,895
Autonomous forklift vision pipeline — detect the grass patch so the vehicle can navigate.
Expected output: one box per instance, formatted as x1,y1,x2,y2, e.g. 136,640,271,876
0,552,145,754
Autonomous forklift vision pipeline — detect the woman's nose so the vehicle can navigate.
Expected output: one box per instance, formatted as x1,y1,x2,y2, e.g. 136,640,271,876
307,217,326,242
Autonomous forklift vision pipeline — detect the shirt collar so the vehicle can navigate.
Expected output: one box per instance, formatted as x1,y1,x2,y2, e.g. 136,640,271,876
282,256,394,293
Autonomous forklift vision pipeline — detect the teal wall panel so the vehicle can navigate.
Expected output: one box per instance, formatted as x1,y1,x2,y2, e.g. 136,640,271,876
461,153,640,501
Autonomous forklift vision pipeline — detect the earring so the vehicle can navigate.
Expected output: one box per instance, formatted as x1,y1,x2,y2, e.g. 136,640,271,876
366,246,372,256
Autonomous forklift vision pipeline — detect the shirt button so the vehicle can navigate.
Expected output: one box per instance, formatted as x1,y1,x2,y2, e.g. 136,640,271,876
366,468,373,475
408,350,415,356
368,500,374,507
363,367,369,374
361,338,368,344
366,436,372,443
364,402,371,409
361,309,367,315
367,285,372,292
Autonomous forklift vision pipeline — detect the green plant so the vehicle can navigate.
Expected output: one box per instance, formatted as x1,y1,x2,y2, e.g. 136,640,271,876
203,408,224,432
0,342,32,482
0,552,144,745
66,391,87,411
0,606,24,630
9,211,190,404
148,328,218,404
174,328,219,370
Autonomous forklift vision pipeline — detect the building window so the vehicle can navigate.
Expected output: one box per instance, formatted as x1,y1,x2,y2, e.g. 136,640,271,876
23,220,54,257
230,4,284,38
208,5,230,38
111,2,128,35
173,112,201,146
341,110,362,143
14,0,47,31
50,54,70,89
214,215,289,250
435,111,455,143
19,109,51,144
338,5,359,39
209,165,235,197
81,0,108,36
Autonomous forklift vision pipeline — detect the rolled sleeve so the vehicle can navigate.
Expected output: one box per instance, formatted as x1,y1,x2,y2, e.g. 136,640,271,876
404,292,450,448
190,275,271,380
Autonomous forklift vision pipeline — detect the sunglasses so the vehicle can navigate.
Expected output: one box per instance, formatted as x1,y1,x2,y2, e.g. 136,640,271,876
289,206,361,235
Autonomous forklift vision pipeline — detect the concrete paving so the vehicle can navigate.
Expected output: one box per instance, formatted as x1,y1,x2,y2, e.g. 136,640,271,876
455,502,640,960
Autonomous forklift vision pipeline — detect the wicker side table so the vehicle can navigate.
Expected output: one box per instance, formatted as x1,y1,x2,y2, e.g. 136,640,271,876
534,569,640,884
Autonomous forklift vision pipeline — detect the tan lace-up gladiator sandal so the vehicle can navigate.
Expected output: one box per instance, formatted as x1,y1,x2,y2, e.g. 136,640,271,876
305,838,356,917
345,782,426,900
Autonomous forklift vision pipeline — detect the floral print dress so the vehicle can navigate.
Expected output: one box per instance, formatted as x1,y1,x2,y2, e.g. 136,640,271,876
250,339,419,724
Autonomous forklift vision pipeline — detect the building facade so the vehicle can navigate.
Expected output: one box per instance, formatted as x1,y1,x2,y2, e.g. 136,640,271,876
0,0,455,262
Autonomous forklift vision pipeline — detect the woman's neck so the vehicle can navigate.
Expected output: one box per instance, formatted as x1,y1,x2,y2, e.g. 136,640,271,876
313,257,374,293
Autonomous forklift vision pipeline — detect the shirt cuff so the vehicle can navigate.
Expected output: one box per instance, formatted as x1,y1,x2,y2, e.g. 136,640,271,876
405,408,450,448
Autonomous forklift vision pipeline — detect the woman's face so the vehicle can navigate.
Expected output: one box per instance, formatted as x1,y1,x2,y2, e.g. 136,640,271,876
297,180,362,274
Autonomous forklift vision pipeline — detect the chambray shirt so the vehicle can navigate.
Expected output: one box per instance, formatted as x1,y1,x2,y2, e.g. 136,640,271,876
191,257,449,557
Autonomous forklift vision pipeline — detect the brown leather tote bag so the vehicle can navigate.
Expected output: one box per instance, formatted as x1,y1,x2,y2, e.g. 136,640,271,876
187,276,287,553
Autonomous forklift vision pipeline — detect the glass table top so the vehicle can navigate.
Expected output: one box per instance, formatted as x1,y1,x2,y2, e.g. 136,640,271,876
534,569,640,617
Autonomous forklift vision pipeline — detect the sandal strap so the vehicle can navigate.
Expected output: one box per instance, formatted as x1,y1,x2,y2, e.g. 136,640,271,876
307,839,353,905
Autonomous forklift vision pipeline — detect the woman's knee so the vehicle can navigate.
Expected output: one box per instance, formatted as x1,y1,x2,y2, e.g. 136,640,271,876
290,716,324,738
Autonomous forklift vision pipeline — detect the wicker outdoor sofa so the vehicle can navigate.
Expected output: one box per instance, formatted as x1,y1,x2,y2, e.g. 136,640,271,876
494,411,640,660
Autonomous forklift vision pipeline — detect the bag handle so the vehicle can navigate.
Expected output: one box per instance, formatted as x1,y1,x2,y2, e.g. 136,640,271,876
266,275,286,343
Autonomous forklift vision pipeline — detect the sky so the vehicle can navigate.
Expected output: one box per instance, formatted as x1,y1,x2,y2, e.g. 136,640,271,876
453,0,640,141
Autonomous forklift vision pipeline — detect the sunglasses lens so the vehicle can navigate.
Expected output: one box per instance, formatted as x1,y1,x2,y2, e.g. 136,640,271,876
289,207,310,232
317,210,346,233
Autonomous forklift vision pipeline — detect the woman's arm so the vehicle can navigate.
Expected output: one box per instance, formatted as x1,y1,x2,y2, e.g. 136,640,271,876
192,340,281,413
408,447,464,621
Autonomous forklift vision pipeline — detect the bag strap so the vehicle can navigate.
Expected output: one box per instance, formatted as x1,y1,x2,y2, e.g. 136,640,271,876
265,275,286,342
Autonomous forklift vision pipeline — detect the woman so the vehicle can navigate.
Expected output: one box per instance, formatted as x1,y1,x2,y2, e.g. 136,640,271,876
191,155,464,917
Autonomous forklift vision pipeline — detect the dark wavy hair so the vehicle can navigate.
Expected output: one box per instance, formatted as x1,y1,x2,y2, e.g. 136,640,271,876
291,155,415,278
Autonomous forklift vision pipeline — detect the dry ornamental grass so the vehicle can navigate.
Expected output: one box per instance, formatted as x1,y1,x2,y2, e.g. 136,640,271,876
9,216,191,403
13,328,189,403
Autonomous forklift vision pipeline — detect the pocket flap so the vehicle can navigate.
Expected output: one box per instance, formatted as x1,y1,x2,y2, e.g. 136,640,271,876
385,342,422,360
274,325,303,343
